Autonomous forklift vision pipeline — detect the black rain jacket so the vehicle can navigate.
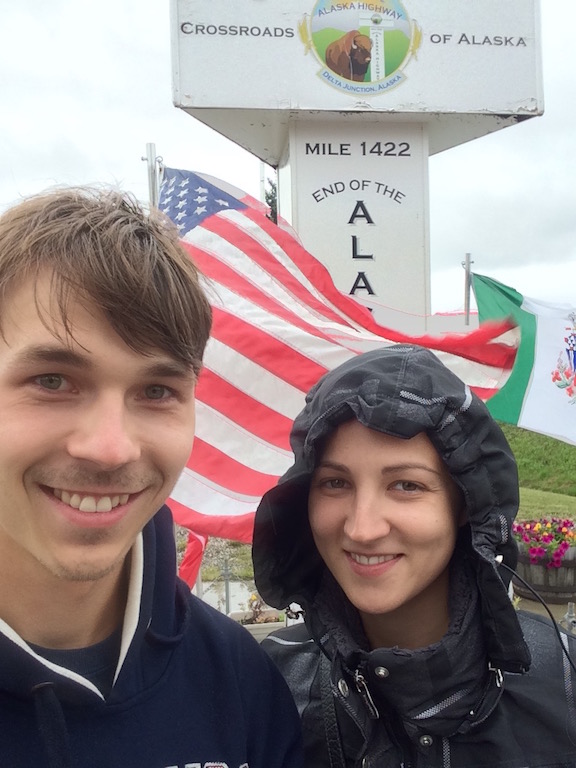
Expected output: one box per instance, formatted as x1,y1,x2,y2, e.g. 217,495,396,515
253,345,576,768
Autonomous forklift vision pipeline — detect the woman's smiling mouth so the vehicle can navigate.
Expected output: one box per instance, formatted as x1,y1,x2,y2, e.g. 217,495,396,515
349,552,399,566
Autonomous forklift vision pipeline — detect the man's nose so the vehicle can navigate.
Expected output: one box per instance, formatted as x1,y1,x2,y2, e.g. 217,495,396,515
66,394,141,469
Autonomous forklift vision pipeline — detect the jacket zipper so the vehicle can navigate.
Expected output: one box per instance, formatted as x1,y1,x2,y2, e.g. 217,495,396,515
354,669,380,719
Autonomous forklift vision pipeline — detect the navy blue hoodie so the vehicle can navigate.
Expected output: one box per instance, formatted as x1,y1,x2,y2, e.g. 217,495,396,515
0,505,303,768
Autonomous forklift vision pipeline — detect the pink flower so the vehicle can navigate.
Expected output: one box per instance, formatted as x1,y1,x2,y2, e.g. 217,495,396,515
514,517,575,566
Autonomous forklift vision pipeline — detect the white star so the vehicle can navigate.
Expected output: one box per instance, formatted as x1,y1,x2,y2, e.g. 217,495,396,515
194,195,207,203
194,205,207,216
194,186,208,194
215,198,230,207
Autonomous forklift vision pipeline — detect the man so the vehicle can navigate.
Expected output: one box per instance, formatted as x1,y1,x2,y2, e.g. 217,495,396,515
0,187,303,768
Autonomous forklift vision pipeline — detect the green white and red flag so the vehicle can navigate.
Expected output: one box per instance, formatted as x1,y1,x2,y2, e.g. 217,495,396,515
473,272,576,445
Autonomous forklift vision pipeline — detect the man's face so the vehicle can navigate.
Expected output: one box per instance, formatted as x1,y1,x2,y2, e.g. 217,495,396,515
0,273,197,584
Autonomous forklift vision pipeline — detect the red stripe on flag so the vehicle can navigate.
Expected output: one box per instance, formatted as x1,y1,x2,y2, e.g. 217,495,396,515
240,208,388,330
200,213,362,330
182,240,365,352
469,386,499,401
178,530,208,587
170,500,254,544
188,438,283,498
188,227,516,371
209,308,329,389
196,368,293,451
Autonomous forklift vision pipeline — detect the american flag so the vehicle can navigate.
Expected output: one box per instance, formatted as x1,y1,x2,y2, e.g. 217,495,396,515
160,167,517,556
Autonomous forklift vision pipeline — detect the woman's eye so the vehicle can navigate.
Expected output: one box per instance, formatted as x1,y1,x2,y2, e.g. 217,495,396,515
392,480,422,492
36,374,65,391
324,478,347,489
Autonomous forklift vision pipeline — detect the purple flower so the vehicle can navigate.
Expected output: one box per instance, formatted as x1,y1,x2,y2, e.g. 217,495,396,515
514,517,575,566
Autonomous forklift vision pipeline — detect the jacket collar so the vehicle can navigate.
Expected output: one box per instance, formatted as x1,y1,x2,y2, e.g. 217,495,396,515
0,504,182,703
308,555,506,737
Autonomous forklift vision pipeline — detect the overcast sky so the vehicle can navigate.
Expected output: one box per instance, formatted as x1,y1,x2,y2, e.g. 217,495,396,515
2,1,574,314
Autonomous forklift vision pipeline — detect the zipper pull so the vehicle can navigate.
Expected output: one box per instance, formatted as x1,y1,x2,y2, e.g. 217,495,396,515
354,669,380,719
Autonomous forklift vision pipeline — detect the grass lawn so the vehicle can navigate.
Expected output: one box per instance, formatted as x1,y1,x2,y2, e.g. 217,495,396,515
517,487,575,522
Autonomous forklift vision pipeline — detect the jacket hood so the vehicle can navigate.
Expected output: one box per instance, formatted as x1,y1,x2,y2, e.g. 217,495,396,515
253,344,530,672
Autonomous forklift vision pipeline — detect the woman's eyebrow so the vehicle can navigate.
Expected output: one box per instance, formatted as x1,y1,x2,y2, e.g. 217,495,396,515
315,459,349,472
379,463,442,476
317,458,442,476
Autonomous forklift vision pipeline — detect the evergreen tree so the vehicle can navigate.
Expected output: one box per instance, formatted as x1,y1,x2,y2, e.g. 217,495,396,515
265,178,278,224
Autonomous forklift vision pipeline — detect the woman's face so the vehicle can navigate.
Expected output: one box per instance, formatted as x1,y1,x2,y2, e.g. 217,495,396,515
308,420,462,649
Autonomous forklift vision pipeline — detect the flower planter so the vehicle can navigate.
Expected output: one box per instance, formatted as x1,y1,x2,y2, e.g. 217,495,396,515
228,610,286,643
513,547,576,604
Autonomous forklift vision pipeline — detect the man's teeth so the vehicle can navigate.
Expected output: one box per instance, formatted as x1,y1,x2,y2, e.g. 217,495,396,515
351,553,396,565
53,489,130,512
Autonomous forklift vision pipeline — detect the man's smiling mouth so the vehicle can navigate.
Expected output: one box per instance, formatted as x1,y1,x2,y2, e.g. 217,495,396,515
52,488,130,513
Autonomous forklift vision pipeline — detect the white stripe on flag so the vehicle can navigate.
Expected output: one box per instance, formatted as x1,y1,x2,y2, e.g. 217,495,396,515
203,338,306,417
202,279,361,365
193,229,370,343
172,467,262,517
194,400,293,474
212,210,366,329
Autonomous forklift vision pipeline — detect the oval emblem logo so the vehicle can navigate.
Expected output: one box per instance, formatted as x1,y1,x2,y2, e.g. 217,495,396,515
299,1,421,94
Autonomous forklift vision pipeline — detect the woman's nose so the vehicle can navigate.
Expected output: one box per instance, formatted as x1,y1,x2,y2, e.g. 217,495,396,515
343,492,391,542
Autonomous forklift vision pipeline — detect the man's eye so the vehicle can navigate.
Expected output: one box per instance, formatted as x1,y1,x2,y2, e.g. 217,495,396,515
145,385,172,400
36,374,64,391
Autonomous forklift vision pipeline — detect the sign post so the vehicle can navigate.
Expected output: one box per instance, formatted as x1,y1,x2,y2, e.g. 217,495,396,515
171,0,542,332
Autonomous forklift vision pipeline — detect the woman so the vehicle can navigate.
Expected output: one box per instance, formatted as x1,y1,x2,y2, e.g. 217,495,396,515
253,345,576,767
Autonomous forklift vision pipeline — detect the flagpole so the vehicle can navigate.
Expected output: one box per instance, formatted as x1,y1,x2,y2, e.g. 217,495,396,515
462,252,473,326
142,142,160,208
259,160,266,203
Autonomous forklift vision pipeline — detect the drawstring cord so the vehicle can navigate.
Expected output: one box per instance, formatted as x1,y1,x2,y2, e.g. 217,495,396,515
499,561,576,676
32,682,73,768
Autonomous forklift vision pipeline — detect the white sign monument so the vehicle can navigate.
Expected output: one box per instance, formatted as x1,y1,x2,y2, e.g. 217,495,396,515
172,0,542,332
